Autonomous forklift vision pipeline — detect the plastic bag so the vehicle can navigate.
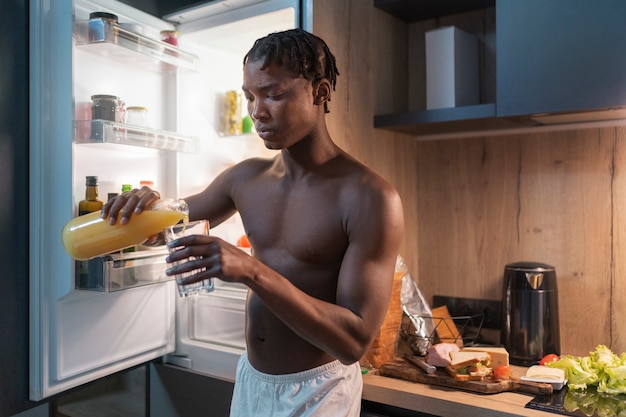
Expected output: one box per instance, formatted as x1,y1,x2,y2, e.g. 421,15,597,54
400,272,435,356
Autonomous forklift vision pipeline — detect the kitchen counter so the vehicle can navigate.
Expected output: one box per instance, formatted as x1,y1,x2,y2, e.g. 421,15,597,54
362,371,556,417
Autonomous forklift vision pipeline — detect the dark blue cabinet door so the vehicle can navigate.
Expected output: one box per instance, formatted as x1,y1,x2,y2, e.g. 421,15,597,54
496,0,626,117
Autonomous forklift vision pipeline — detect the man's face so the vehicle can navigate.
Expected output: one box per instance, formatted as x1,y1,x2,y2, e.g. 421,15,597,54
242,60,319,150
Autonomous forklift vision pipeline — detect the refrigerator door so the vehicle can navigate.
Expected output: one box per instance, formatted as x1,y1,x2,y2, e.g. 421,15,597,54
29,0,184,400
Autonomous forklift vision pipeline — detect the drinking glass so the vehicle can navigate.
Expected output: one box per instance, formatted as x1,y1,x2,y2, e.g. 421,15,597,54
164,220,214,297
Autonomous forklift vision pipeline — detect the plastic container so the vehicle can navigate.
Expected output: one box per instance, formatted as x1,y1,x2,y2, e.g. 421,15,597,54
62,198,188,260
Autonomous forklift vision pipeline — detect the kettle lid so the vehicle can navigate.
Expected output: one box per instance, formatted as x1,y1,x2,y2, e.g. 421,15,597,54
504,261,557,291
505,261,554,272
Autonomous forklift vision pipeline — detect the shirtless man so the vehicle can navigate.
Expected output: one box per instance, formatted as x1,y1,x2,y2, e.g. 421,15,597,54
102,28,404,417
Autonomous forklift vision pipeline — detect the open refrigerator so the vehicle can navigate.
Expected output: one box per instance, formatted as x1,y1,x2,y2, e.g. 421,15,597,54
29,0,309,401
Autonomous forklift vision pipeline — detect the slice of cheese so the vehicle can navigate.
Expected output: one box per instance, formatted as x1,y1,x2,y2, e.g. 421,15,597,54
462,347,510,368
449,351,490,369
526,365,565,380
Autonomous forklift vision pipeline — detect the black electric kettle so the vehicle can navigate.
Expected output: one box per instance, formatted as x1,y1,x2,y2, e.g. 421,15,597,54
500,262,561,366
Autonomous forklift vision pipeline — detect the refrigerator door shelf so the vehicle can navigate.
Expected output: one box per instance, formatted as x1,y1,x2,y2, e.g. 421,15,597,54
169,281,247,381
74,19,200,72
74,247,174,292
75,120,199,154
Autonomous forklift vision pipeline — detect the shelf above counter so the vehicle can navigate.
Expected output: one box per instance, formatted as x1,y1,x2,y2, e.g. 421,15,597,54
75,120,199,153
74,19,200,72
374,104,540,138
374,1,626,138
373,1,499,138
374,0,495,23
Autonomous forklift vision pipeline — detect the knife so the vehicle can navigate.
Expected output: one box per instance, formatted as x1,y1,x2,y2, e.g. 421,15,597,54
404,355,437,374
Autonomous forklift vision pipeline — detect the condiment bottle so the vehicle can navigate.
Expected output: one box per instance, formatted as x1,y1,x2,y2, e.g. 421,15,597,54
62,198,189,260
79,176,104,215
77,176,105,288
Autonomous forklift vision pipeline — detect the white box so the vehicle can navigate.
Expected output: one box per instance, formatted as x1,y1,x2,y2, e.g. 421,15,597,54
425,26,479,110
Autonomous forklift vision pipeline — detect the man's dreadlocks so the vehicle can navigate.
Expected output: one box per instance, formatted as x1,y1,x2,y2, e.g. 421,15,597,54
243,28,339,113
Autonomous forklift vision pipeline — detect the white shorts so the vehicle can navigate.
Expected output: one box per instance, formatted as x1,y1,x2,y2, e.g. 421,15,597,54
229,351,362,417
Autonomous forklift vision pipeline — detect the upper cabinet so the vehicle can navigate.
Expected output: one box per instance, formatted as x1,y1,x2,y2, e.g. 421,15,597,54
374,0,626,138
496,0,626,118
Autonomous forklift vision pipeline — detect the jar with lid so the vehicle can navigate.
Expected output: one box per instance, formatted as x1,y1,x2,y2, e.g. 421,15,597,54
61,198,189,260
160,30,178,46
89,11,118,42
126,106,148,127
219,90,242,136
91,94,123,122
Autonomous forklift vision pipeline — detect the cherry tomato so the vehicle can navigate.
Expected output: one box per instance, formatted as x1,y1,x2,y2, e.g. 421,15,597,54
539,353,560,366
493,365,511,380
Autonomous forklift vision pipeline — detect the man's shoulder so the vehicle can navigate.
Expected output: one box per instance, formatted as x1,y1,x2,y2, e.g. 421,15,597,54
227,156,277,176
337,157,401,206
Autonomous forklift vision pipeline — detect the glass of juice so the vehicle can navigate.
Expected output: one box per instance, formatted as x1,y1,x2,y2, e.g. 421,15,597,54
164,220,214,297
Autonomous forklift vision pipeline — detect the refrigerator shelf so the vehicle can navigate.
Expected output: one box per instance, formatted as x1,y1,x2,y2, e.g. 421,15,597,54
75,247,172,292
75,120,199,153
74,19,200,72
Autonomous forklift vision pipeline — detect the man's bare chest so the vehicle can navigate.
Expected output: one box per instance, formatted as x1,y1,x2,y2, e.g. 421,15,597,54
234,181,349,266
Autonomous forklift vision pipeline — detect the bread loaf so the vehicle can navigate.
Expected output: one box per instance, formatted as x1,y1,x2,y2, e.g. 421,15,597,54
362,270,404,368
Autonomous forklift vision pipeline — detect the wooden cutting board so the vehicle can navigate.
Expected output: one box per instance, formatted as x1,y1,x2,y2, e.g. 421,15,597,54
378,359,553,395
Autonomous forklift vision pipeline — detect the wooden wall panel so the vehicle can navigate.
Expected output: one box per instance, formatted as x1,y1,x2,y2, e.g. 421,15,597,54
417,130,617,356
611,127,626,351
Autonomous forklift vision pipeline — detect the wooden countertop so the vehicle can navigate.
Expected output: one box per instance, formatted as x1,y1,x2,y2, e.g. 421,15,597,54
362,371,556,417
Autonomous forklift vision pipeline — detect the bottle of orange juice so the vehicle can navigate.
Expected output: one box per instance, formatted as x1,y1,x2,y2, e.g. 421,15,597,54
62,198,188,260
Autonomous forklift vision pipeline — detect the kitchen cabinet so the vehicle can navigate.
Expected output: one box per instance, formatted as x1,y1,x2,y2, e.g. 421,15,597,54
373,0,502,137
496,0,626,118
374,0,626,138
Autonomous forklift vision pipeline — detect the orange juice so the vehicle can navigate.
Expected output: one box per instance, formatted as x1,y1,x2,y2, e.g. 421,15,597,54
62,209,187,260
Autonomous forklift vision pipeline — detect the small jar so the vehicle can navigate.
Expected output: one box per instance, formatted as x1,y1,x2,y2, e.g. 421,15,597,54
160,30,179,46
91,95,123,122
126,106,148,127
220,90,242,136
89,11,118,42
